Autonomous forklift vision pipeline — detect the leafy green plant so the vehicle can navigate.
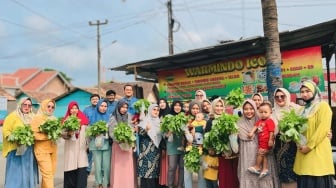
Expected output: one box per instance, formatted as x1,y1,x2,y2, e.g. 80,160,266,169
62,116,80,132
225,88,244,108
113,122,136,145
39,119,62,142
184,146,202,173
160,112,188,135
279,109,308,143
133,99,150,113
85,120,108,137
203,113,239,154
7,126,34,146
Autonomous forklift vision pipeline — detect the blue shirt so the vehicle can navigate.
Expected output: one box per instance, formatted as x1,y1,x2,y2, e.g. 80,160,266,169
122,96,138,115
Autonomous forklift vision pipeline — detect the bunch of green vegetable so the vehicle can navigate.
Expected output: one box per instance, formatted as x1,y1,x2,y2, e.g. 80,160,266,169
112,122,136,145
184,146,202,173
134,99,150,113
279,109,308,143
62,116,80,132
7,125,34,146
85,120,108,137
203,113,239,154
160,112,188,135
39,119,62,142
225,88,244,108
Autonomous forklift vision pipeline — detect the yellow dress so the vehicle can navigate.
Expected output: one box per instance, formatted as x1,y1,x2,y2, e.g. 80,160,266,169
293,101,334,176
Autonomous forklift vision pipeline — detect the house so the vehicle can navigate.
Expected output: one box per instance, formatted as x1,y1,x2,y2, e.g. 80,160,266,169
0,87,16,125
53,87,100,117
0,68,72,97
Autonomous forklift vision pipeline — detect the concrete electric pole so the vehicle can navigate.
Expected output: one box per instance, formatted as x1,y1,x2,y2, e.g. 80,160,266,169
167,0,174,55
89,19,108,97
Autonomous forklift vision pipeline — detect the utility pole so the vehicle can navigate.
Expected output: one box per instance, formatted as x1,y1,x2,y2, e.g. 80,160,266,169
167,0,174,55
89,19,108,97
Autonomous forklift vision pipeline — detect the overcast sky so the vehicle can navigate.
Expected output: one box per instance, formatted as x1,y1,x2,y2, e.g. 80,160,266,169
1,0,335,87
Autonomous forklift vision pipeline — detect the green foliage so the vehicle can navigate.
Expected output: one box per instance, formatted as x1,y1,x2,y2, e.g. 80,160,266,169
160,113,188,135
133,99,150,113
225,88,244,108
39,119,62,142
85,120,108,137
113,122,136,145
62,116,80,131
279,109,308,143
7,126,34,146
44,68,72,83
184,146,202,173
203,113,239,154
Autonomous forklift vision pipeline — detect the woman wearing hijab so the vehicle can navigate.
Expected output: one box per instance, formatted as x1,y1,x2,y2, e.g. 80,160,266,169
61,101,90,188
158,98,170,187
251,93,264,110
206,97,239,188
31,99,58,188
194,89,207,103
294,80,334,188
272,88,300,188
184,100,206,188
237,99,279,188
109,100,136,188
2,97,38,188
87,99,110,188
137,103,162,188
165,100,185,188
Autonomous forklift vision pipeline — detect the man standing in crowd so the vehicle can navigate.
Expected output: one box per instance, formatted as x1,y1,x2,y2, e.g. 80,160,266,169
105,89,118,115
83,93,100,175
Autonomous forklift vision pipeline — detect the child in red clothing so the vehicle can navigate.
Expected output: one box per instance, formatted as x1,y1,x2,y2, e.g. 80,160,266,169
247,101,275,178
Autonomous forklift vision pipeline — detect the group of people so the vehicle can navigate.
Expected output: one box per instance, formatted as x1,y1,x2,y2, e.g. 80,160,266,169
2,80,335,188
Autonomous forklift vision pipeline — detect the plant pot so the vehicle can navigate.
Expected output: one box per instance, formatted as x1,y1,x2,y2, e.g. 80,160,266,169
95,134,105,148
16,145,27,156
119,143,132,151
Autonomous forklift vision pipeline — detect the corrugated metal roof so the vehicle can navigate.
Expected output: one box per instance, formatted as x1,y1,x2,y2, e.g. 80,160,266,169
111,19,336,82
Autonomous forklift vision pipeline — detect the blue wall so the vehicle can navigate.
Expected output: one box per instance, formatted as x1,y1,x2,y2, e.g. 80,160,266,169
54,90,92,118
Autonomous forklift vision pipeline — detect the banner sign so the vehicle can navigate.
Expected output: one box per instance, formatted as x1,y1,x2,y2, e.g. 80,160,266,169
158,46,324,100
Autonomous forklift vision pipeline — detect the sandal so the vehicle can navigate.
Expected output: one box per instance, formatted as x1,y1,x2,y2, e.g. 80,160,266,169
247,166,261,175
259,170,270,178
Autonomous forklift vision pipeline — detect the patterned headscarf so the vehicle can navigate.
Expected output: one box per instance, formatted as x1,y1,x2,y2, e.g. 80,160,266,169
16,97,34,125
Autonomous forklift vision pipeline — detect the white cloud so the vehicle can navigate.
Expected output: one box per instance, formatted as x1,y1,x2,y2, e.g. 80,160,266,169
0,22,6,36
24,15,54,32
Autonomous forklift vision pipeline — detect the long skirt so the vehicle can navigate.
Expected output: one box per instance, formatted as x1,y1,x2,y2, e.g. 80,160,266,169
5,146,39,188
297,175,334,188
110,143,136,188
159,151,168,186
218,157,239,188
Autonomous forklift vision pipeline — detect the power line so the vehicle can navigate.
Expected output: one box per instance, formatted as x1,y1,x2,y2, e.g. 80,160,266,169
89,19,108,97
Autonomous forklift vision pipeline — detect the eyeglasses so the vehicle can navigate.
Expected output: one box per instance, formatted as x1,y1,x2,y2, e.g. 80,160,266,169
275,95,286,100
47,105,55,109
196,94,203,97
22,103,32,107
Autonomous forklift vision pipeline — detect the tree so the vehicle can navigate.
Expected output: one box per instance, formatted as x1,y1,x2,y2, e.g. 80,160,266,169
261,0,283,103
44,68,72,83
